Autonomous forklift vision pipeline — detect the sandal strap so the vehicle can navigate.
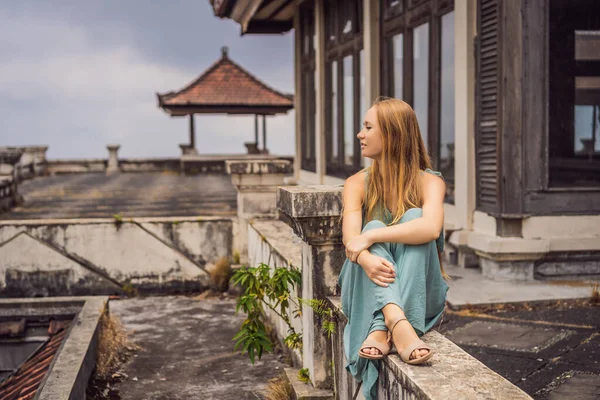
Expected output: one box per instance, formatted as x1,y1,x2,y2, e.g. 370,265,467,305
400,339,431,363
387,317,408,335
359,337,390,355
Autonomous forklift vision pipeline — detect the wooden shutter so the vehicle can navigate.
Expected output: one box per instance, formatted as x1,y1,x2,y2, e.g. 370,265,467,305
475,0,501,212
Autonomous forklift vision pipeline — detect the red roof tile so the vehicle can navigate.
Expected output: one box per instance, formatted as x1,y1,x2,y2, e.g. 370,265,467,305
0,322,70,400
157,47,293,114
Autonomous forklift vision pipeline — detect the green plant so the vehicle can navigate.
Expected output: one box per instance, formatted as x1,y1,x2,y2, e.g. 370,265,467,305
230,263,336,365
298,368,310,384
122,283,138,297
232,251,241,265
113,214,123,229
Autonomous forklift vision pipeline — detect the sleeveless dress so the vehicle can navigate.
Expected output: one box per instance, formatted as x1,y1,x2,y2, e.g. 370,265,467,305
337,168,449,400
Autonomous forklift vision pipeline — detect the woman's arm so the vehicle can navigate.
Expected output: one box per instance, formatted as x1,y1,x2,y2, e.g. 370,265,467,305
341,171,366,247
365,172,445,245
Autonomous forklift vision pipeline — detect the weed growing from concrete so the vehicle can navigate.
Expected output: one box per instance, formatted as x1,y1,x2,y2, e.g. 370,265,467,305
592,282,600,305
113,214,123,230
95,306,139,380
298,368,310,384
231,263,336,365
232,251,241,265
207,256,232,292
262,375,293,400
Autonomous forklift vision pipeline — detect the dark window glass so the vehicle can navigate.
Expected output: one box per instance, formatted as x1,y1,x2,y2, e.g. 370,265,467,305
440,11,455,203
549,1,600,187
413,22,429,144
343,55,355,166
300,3,316,172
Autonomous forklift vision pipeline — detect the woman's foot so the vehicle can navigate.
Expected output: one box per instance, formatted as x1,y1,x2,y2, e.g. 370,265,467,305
359,331,391,359
383,306,430,361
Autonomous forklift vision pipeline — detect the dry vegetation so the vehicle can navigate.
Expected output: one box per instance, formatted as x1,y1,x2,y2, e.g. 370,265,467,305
206,256,232,292
95,306,139,380
261,375,292,400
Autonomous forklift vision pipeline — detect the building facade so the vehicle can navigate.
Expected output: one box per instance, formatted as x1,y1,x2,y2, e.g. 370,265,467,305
212,0,600,280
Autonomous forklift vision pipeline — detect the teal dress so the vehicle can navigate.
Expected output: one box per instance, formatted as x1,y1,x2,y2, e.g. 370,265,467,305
337,168,449,400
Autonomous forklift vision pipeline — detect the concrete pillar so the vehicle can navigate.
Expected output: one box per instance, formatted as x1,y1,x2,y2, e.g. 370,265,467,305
0,148,24,211
448,0,477,268
226,160,294,264
106,144,120,175
315,0,326,184
454,0,477,232
293,9,302,182
278,185,344,390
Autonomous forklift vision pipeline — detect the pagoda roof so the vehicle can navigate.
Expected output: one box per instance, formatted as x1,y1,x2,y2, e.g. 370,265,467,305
157,47,294,116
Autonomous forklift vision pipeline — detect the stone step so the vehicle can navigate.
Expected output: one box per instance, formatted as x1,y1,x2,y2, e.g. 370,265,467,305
327,296,533,400
283,368,334,400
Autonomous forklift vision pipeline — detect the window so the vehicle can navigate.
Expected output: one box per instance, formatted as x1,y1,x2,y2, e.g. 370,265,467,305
300,4,316,172
382,0,455,202
325,0,363,178
549,0,600,187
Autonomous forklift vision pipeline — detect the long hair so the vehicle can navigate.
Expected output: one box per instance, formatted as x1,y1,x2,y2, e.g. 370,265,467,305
365,97,449,280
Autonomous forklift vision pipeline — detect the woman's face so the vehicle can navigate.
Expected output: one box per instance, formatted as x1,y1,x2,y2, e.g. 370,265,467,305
357,106,383,160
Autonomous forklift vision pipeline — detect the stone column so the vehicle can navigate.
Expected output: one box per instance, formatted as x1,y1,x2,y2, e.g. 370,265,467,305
278,185,345,390
226,159,294,264
0,148,24,212
106,144,120,175
449,0,478,268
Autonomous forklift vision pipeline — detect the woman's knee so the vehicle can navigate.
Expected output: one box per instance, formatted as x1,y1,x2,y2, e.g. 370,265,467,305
400,208,422,223
362,219,387,233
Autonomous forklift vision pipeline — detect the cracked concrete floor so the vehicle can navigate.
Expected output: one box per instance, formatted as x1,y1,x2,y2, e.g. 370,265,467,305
108,295,288,400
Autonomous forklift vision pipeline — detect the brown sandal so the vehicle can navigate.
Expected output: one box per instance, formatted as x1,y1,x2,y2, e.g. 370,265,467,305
387,317,434,365
358,331,391,360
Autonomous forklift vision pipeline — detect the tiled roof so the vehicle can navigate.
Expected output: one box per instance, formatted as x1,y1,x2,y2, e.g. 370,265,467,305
0,321,70,400
157,47,293,113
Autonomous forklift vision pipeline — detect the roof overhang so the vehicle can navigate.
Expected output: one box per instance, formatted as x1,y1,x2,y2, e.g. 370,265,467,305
158,102,294,116
210,0,295,35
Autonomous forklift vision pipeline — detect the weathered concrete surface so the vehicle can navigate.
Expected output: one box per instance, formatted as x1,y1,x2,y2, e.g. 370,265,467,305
445,264,595,308
0,217,233,296
0,173,237,220
109,296,288,400
438,299,600,399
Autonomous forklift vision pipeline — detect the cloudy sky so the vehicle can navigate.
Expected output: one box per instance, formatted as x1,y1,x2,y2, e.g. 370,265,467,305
0,1,295,159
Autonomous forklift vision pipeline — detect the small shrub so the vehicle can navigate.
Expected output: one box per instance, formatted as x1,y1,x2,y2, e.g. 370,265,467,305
298,368,310,384
113,214,123,229
207,256,232,292
122,283,138,297
232,251,241,265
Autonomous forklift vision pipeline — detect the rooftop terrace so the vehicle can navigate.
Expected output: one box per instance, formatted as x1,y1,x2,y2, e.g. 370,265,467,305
1,173,237,221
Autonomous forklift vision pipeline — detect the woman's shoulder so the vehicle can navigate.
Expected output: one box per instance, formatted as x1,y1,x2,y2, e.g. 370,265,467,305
345,168,369,186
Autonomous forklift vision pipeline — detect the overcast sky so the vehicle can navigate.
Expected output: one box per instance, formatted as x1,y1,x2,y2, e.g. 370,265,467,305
0,1,295,159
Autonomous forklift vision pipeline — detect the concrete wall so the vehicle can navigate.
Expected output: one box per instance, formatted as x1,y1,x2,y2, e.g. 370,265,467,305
0,217,234,297
247,220,303,366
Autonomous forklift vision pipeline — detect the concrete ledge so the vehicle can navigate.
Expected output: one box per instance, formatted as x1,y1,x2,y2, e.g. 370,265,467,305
0,296,108,400
38,296,108,400
328,297,532,400
283,368,334,400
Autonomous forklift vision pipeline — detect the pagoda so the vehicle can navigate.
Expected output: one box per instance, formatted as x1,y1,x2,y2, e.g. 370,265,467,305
157,47,294,155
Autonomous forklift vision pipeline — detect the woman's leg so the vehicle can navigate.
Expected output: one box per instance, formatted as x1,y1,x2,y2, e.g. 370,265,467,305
379,208,437,360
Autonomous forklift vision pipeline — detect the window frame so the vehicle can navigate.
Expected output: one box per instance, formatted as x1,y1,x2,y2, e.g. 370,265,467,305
324,0,364,179
300,3,317,173
381,0,455,201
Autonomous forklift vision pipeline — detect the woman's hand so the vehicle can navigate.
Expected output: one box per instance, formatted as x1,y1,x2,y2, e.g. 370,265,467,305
357,252,396,287
345,232,373,262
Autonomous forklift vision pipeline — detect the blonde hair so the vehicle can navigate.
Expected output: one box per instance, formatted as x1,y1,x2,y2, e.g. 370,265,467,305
364,97,449,280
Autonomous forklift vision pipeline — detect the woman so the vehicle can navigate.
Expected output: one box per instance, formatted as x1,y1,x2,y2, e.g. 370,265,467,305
337,97,449,400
